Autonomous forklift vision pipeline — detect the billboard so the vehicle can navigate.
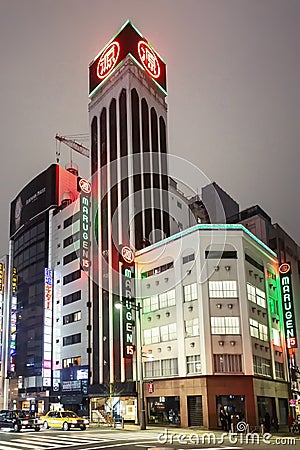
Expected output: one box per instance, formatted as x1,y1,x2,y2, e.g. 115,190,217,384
279,262,297,349
10,164,58,237
89,20,167,96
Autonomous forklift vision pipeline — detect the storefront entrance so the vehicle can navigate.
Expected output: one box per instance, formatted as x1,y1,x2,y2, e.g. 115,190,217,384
216,395,245,428
147,396,180,425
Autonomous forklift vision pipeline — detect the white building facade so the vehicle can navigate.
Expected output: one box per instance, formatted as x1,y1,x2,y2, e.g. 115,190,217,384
134,224,289,428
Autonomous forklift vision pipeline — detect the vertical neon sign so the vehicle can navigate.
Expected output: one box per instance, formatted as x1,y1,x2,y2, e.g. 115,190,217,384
79,178,91,271
43,268,53,387
279,262,297,349
10,267,18,373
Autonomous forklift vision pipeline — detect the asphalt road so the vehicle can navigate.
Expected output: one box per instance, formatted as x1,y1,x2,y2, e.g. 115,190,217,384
0,426,299,450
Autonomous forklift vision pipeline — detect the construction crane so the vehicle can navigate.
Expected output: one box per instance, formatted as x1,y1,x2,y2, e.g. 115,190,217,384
55,134,90,162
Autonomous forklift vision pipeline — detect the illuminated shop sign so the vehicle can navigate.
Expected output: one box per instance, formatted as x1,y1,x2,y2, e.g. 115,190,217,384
10,294,17,373
89,20,167,96
122,266,135,358
12,267,18,293
0,262,4,292
79,178,91,271
97,41,120,80
279,262,297,349
120,245,135,266
43,268,53,387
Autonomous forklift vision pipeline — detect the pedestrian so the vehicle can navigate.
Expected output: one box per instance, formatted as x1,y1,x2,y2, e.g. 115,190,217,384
288,414,294,432
219,408,227,431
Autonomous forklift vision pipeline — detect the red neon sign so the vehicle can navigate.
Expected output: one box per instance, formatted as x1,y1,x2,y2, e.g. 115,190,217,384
138,41,160,79
279,262,291,274
97,41,120,80
121,246,135,265
79,178,92,194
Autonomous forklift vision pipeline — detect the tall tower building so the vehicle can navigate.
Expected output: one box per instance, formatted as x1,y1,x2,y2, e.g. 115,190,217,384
88,21,170,400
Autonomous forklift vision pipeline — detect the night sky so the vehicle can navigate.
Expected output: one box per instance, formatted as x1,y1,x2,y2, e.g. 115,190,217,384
0,0,299,254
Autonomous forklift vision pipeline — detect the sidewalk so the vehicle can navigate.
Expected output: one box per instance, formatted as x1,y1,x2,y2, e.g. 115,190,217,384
90,421,293,436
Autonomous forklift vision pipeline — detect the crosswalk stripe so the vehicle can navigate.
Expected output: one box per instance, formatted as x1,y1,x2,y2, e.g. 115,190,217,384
11,439,58,448
0,446,34,450
0,442,44,449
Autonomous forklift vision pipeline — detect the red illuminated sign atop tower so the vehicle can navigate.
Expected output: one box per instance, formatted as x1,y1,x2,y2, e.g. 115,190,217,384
97,42,120,80
89,20,167,96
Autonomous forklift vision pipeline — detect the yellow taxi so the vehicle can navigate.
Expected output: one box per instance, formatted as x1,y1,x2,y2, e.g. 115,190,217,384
40,410,89,431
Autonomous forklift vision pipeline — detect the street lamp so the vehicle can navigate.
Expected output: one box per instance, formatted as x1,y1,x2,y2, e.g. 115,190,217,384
115,300,146,430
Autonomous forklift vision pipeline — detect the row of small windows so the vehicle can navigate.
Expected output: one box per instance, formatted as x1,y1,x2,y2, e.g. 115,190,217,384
63,333,81,346
247,283,266,308
141,262,174,279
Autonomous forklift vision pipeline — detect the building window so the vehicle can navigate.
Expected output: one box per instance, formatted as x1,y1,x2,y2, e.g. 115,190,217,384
185,318,199,336
183,253,195,264
272,328,281,347
205,251,237,259
161,358,178,376
143,289,175,312
184,283,197,302
253,355,271,376
275,361,284,379
63,251,78,265
141,261,173,279
63,269,81,285
63,231,80,248
211,317,240,334
63,333,81,346
144,327,160,345
186,355,202,374
177,201,182,209
250,319,268,341
143,295,159,313
144,360,160,378
63,290,81,306
213,354,242,373
209,281,237,298
247,283,266,308
159,289,175,309
144,358,178,378
63,211,80,229
160,323,177,342
250,318,259,338
63,311,81,325
62,357,81,368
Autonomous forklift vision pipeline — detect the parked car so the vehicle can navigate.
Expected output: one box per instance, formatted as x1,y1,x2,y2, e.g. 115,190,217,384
40,410,89,431
0,410,22,432
15,410,42,431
